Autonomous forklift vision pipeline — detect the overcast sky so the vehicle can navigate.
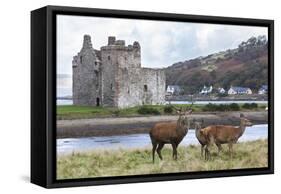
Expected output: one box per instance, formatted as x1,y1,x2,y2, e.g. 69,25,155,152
57,15,267,75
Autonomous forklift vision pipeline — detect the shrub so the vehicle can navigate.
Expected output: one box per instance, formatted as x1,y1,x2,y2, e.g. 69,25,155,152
202,103,240,111
250,103,258,108
242,103,258,109
217,93,228,97
112,109,120,116
137,106,160,115
163,105,174,114
229,103,240,111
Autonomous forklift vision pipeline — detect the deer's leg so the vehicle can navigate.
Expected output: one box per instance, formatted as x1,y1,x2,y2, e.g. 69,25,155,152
152,143,157,163
171,143,178,160
205,146,210,161
205,136,214,160
156,143,164,160
216,143,222,156
228,143,233,159
201,144,205,158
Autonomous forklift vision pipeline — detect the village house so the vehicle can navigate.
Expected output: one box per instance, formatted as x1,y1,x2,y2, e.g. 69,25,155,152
200,85,213,95
217,87,226,94
228,86,252,95
166,85,182,95
258,85,268,94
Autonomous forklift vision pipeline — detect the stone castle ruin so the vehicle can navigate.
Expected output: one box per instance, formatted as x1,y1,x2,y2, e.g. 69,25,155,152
72,35,166,108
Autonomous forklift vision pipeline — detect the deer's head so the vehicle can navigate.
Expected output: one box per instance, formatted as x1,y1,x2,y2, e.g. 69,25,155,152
176,107,192,128
194,119,204,130
240,113,253,127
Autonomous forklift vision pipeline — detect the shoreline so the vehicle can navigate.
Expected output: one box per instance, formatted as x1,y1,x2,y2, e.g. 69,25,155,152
166,94,268,102
57,111,268,138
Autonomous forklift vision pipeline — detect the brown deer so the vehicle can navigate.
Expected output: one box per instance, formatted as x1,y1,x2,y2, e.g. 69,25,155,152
149,107,192,163
194,119,222,158
201,113,252,160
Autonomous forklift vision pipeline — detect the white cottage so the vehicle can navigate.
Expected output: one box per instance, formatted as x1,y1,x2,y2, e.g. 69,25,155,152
200,85,213,94
228,86,252,95
258,85,268,94
218,87,226,94
166,85,182,95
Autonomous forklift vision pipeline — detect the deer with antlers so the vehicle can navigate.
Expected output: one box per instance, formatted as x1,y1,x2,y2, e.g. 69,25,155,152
149,105,193,163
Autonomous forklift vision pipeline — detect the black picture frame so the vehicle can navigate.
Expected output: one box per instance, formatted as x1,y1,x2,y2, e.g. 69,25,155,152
31,5,274,188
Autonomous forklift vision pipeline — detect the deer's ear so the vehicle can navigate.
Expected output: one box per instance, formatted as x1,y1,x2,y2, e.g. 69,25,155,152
176,110,181,114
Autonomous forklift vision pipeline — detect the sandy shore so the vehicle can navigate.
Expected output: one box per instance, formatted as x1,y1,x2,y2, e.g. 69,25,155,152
57,111,268,138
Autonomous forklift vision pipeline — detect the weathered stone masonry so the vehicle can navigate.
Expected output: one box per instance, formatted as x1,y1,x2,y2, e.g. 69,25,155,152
72,35,166,108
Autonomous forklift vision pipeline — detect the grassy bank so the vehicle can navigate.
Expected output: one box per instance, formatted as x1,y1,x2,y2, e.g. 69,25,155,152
57,139,268,180
57,103,267,120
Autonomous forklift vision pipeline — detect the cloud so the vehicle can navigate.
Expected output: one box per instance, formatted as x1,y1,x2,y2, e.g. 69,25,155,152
57,15,268,74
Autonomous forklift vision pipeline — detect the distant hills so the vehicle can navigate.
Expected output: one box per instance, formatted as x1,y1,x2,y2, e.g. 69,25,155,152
165,35,268,94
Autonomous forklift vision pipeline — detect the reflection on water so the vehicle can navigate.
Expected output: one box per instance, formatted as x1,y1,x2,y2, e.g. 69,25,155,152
57,124,268,154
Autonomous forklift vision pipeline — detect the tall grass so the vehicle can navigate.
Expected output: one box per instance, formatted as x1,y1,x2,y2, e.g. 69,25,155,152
57,139,268,180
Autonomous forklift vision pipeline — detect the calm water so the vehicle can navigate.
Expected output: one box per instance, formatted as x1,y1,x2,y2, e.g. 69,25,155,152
57,124,268,154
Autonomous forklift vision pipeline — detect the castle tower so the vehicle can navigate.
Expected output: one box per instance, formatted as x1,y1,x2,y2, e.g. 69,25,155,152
99,36,122,107
72,35,166,108
100,37,147,107
72,35,102,106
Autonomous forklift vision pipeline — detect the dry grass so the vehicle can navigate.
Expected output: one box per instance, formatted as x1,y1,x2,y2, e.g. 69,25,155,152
57,139,268,180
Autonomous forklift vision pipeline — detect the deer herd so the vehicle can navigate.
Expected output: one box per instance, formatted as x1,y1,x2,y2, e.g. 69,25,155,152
149,106,253,162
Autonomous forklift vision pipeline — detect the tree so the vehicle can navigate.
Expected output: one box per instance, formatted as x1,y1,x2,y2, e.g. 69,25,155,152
210,70,217,80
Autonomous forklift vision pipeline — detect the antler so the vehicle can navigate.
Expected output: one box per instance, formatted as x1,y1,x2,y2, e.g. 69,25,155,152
184,101,194,115
168,104,181,112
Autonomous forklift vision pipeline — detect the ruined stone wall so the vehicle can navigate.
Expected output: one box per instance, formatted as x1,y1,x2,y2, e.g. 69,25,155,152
72,35,101,106
117,67,166,108
140,68,166,105
117,67,143,108
73,35,166,108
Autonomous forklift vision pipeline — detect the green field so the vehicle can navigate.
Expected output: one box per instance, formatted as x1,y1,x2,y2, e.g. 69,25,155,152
57,139,268,180
57,103,267,120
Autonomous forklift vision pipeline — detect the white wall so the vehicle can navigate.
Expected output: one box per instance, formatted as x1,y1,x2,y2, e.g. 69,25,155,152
0,0,279,193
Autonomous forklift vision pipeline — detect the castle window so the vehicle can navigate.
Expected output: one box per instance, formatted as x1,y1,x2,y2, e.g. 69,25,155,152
128,88,130,94
144,85,148,92
95,62,98,66
108,56,111,60
124,56,127,60
80,56,83,63
110,83,113,90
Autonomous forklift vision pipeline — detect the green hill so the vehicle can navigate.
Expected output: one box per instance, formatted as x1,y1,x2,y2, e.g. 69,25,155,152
165,36,268,94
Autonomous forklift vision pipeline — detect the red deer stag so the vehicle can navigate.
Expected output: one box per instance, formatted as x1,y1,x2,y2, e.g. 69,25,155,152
149,107,192,163
194,119,222,158
201,113,252,160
